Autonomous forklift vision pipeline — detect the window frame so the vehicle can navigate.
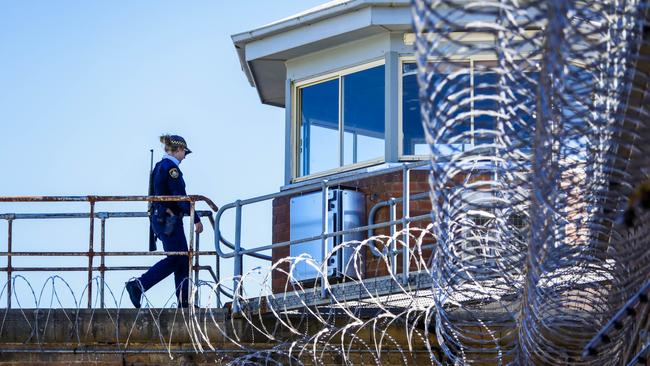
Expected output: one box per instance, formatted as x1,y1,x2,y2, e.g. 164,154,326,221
399,55,491,160
398,54,541,160
398,55,428,161
292,59,386,182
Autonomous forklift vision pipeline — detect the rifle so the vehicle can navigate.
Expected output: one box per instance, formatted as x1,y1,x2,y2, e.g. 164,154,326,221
148,149,157,251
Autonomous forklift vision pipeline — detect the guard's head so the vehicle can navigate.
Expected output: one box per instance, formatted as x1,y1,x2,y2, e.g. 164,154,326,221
160,134,192,159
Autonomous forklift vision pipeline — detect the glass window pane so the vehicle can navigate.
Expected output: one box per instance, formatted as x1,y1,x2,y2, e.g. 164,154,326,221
473,71,499,145
434,63,472,155
299,78,339,176
432,62,472,156
402,62,424,155
343,65,385,164
402,62,471,157
506,69,538,155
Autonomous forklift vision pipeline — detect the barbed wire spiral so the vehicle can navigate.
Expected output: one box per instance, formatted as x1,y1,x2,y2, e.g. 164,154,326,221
414,0,650,364
0,227,441,365
2,1,650,365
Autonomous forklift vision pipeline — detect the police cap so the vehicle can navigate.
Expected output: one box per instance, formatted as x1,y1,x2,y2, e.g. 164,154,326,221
168,135,192,154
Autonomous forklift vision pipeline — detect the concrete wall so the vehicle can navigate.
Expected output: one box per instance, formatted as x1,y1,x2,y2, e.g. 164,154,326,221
0,308,442,365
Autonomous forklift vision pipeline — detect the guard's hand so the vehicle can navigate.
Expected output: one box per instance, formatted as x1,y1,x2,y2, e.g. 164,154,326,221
195,221,203,234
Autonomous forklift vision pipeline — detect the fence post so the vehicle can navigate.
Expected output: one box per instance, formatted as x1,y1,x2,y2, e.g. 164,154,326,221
100,216,106,309
87,200,95,309
232,200,243,313
216,242,221,308
194,232,200,284
188,201,196,305
321,181,329,299
194,231,200,306
389,198,397,275
7,218,13,309
402,165,410,284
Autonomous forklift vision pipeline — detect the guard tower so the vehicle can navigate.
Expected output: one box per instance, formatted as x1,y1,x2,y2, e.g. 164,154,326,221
232,0,434,293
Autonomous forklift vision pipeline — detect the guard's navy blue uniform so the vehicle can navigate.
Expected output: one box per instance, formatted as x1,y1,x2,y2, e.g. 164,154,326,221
138,156,200,306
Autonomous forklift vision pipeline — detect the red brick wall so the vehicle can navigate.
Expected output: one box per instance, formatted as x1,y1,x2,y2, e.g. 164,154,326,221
271,170,435,293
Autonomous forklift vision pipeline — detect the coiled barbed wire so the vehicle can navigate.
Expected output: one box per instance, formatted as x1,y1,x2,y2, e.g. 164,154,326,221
524,1,650,364
413,0,543,363
224,227,440,365
1,228,441,365
3,1,650,364
414,0,650,364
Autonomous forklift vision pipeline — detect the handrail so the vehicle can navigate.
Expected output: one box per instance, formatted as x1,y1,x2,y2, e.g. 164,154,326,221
0,195,228,309
0,211,212,220
214,161,430,258
366,191,431,256
217,215,430,258
0,194,219,212
1,161,434,313
213,160,432,312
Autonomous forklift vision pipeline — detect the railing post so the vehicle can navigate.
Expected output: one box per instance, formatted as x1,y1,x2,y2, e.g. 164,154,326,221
188,201,196,305
212,209,222,307
389,198,397,275
401,165,410,284
232,200,243,313
215,240,221,308
100,217,106,309
7,218,13,309
194,231,200,305
320,181,329,299
87,200,95,309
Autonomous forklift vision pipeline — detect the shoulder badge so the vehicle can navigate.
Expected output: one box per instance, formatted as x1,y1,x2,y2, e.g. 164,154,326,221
169,168,180,179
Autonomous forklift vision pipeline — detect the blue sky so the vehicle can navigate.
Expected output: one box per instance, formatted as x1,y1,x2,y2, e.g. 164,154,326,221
0,0,325,308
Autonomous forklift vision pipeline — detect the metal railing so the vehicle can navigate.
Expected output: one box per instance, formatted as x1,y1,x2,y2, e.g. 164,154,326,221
214,161,433,312
0,195,222,309
0,162,434,312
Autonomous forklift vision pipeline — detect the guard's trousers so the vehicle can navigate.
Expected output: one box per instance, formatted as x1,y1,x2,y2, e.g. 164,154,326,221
139,217,189,306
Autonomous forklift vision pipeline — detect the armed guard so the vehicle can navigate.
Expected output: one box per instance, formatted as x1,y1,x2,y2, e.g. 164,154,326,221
126,134,203,308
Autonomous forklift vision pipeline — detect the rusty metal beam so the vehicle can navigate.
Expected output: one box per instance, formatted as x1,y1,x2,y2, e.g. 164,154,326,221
0,195,219,212
0,250,218,256
0,194,220,309
0,264,215,272
0,211,212,220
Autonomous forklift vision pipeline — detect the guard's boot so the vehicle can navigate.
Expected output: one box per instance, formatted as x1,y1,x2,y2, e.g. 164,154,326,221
125,280,143,308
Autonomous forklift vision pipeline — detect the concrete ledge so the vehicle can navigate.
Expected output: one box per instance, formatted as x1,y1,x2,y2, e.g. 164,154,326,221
0,308,229,345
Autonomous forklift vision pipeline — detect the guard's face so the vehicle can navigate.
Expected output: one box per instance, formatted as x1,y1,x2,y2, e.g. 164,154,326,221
170,148,186,162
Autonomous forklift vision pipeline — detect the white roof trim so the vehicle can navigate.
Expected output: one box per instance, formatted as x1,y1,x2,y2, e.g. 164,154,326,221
232,0,407,44
231,0,410,105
